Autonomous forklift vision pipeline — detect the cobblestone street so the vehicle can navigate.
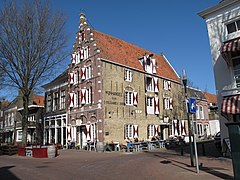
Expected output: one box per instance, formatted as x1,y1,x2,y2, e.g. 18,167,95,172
0,149,233,180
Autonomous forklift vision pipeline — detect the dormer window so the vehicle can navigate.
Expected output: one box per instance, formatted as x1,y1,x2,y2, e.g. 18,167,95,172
146,58,151,65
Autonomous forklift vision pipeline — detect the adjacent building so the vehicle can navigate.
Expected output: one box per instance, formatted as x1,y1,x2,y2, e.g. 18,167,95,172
199,0,240,148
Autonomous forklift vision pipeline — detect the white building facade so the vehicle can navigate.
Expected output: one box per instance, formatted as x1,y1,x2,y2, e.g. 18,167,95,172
199,0,240,148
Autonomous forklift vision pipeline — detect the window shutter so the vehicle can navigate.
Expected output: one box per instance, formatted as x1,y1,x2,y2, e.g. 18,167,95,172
168,81,171,90
81,68,86,80
124,125,127,139
152,58,157,74
69,93,74,107
81,89,86,105
69,72,74,84
133,125,138,138
143,56,147,71
153,77,159,92
181,121,186,136
71,53,76,64
154,125,159,137
81,32,85,41
133,92,138,106
147,125,150,139
67,126,72,141
169,98,173,110
154,96,160,115
124,70,127,80
80,49,84,60
86,124,91,141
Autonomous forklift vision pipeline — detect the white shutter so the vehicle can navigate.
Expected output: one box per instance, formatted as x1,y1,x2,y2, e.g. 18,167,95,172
154,125,159,136
69,72,74,84
80,49,84,60
81,68,86,80
133,125,138,138
169,98,173,110
81,89,86,105
152,58,157,74
86,124,91,141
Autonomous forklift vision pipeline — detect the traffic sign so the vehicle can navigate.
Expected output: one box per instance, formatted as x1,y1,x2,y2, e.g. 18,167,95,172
189,97,196,114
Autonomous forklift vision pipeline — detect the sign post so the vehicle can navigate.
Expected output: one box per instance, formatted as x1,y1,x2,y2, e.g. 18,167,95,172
189,97,199,174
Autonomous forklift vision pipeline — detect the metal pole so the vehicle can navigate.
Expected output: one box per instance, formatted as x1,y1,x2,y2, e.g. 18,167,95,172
192,114,199,173
186,101,194,167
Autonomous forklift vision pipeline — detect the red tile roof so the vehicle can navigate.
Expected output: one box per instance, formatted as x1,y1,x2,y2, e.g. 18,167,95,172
33,95,44,106
92,30,180,82
203,92,217,104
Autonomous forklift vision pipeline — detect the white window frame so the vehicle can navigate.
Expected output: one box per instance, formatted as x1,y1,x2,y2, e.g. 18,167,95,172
125,91,133,106
47,94,52,112
199,106,204,119
226,19,240,34
146,96,154,114
60,90,66,110
148,124,155,138
11,112,15,125
86,65,92,80
17,130,22,141
53,92,58,111
86,88,92,104
124,69,132,82
125,124,134,139
84,46,89,60
196,105,200,119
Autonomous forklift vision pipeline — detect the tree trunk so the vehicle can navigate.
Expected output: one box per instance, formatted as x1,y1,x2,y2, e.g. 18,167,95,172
21,94,29,146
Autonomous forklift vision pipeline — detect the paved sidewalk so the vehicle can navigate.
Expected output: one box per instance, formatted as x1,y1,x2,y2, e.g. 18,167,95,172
0,148,234,180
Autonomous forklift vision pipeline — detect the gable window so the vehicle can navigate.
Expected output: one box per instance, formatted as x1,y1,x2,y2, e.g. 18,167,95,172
124,69,132,82
125,91,133,106
60,90,66,110
226,20,240,34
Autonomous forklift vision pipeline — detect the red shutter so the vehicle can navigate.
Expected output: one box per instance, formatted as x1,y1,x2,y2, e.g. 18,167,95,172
153,77,159,92
168,81,171,90
154,125,159,137
81,32,85,41
67,126,72,141
81,89,86,105
69,93,74,107
154,96,160,115
81,68,86,80
181,121,186,136
170,98,173,110
80,49,84,60
133,125,138,138
71,53,76,64
147,125,150,139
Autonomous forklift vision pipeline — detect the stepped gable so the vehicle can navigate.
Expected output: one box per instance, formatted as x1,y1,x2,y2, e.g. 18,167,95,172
92,30,180,83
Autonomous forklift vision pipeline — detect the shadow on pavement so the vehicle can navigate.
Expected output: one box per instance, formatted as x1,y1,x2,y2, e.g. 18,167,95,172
146,150,233,180
0,166,20,180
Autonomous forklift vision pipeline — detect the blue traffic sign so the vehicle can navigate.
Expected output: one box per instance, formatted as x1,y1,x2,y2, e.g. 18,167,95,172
189,97,196,114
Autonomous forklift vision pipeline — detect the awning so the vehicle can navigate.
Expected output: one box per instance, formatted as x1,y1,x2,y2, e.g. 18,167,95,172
221,38,240,63
221,95,240,114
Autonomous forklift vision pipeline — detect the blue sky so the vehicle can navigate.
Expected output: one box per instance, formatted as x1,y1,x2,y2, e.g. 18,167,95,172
53,0,220,94
1,0,221,100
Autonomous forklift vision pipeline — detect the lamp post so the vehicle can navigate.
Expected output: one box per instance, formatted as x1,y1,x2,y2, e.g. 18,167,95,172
182,69,194,167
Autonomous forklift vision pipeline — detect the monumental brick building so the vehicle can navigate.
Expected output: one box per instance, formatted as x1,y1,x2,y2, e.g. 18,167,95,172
66,13,186,148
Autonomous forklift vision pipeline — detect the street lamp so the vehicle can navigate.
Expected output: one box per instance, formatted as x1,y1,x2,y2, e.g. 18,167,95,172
182,69,194,167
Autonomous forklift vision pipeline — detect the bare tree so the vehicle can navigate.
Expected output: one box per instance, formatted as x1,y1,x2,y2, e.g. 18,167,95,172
0,0,68,145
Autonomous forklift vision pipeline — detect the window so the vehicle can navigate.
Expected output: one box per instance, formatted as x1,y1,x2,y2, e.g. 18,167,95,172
47,94,52,112
148,124,155,138
8,113,11,126
196,105,200,119
0,111,3,117
146,96,154,114
28,114,35,122
124,69,132,82
86,65,92,79
53,92,58,111
199,106,204,119
17,130,22,141
60,90,66,110
226,20,240,34
86,88,92,104
232,57,240,88
146,77,153,91
125,124,133,139
125,91,133,106
11,112,15,125
84,46,89,60
164,98,173,110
